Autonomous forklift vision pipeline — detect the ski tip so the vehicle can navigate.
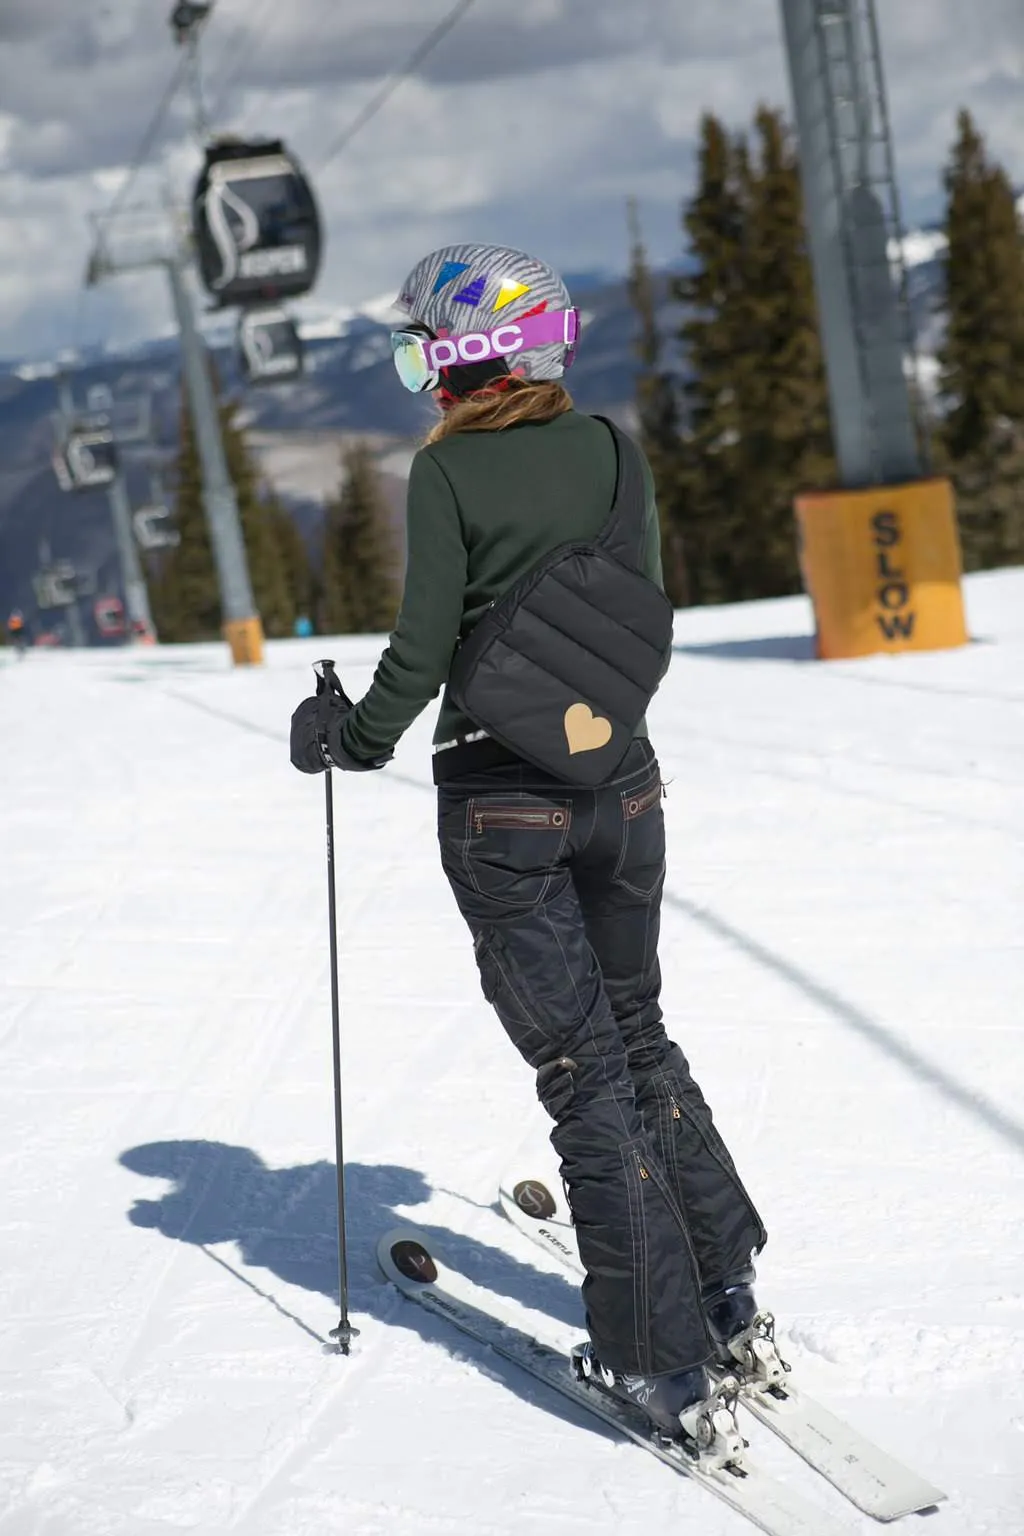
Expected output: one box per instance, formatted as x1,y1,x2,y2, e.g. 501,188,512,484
376,1226,441,1287
500,1178,560,1222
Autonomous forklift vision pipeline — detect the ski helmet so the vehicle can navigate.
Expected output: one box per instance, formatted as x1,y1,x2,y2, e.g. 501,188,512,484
394,243,578,391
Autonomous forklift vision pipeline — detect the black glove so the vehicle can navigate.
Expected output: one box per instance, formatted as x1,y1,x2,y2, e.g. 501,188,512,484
289,666,394,775
289,695,332,774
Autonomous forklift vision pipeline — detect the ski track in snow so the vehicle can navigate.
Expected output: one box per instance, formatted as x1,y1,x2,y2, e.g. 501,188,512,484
0,569,1022,1535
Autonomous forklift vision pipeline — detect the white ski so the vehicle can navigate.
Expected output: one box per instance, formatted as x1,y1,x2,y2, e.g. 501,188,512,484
498,1167,946,1523
378,1225,855,1536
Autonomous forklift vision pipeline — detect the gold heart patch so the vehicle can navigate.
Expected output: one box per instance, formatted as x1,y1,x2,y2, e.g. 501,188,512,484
564,702,613,755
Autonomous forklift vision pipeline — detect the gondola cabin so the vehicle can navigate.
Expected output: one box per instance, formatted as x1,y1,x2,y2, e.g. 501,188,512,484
52,427,118,492
238,306,304,383
192,139,322,307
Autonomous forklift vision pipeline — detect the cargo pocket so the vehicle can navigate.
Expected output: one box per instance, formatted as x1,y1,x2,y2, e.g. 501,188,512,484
473,928,501,1004
461,799,572,910
472,927,553,1065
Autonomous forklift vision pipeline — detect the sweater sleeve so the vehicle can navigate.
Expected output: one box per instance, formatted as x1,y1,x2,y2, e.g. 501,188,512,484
341,447,467,761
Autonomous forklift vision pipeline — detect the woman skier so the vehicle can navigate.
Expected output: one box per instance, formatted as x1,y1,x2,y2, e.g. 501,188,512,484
290,243,768,1455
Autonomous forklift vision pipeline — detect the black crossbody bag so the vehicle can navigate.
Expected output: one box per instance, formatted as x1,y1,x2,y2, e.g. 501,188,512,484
447,418,674,787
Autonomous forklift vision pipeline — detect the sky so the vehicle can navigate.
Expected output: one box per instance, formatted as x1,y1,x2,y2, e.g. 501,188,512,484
0,0,1021,361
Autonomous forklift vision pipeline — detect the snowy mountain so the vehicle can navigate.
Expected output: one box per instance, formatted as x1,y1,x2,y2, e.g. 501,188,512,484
0,268,647,629
1,567,1021,1534
0,203,997,628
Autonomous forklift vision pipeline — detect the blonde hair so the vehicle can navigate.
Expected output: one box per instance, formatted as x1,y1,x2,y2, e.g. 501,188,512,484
425,378,573,444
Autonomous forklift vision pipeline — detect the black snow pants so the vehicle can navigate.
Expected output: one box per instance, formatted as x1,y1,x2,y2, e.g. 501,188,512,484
437,739,767,1377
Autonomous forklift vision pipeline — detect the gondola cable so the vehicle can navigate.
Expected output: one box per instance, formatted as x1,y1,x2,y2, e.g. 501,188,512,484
203,0,278,129
70,50,191,360
99,52,192,231
313,0,480,175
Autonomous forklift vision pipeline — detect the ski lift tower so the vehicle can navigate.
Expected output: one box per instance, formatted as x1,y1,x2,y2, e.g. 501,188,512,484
779,0,967,657
53,373,157,644
85,202,264,666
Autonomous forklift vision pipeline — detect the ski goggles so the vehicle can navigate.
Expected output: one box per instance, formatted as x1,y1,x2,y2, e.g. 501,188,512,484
390,306,580,394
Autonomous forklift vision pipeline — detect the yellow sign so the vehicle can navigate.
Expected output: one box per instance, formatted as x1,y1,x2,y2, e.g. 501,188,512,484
223,616,265,666
794,478,968,660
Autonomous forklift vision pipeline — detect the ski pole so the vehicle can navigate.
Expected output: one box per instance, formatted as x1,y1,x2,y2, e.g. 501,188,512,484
314,658,359,1355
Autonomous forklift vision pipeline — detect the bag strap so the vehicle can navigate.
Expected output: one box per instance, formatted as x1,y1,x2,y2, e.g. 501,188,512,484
589,416,648,572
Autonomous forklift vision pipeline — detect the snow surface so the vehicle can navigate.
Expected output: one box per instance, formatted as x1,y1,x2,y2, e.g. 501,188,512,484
1,569,1022,1536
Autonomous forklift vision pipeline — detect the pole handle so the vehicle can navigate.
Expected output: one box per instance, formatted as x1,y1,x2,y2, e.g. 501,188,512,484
314,657,337,691
314,658,354,708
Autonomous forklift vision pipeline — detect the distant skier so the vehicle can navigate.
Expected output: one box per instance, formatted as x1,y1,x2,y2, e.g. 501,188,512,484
6,609,27,657
289,245,768,1452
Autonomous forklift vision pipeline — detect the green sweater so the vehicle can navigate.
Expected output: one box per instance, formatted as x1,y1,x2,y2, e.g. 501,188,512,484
341,410,664,763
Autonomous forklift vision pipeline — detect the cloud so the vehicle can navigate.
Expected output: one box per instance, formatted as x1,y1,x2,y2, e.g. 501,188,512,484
0,0,1020,358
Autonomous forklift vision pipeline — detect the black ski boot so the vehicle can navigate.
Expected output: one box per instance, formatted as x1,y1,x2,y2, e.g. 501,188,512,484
570,1343,745,1467
705,1280,759,1359
704,1276,789,1392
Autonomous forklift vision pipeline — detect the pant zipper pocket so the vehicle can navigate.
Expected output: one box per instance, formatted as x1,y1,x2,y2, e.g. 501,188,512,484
621,779,663,821
470,804,570,835
651,1079,683,1192
673,1090,767,1248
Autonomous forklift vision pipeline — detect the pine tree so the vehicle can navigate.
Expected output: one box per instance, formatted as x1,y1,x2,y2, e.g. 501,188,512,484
729,105,835,597
221,404,294,638
149,395,220,642
939,108,1024,570
319,441,400,635
672,113,751,605
669,107,834,605
268,498,315,630
151,380,301,641
626,198,689,606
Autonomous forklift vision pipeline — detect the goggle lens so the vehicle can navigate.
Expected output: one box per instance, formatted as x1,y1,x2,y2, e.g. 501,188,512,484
390,330,436,394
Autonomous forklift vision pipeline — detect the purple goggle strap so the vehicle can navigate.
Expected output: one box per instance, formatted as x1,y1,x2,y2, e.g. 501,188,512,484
421,307,579,372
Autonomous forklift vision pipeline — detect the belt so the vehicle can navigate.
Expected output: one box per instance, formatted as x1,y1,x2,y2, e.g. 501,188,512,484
432,728,489,755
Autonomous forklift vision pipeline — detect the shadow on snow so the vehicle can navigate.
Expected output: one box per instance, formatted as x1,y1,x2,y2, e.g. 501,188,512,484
117,1140,613,1442
672,634,816,663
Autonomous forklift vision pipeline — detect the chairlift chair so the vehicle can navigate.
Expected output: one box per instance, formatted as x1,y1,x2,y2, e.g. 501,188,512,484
94,596,126,639
32,563,78,610
52,425,119,492
133,505,180,550
238,305,304,383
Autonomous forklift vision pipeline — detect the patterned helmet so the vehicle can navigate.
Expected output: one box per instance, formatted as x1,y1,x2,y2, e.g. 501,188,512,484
395,243,577,383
